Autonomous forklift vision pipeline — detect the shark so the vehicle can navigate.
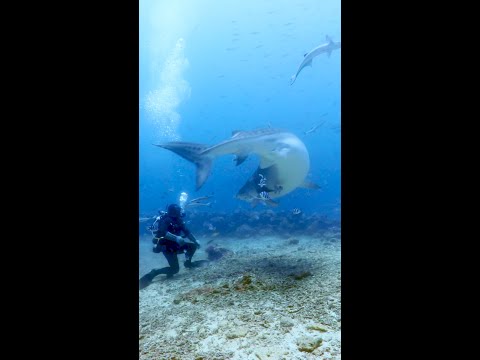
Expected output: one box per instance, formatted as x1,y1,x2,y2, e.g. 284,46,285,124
290,35,341,85
154,128,320,207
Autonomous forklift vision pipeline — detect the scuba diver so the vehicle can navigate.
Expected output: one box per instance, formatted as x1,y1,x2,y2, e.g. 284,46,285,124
139,203,207,290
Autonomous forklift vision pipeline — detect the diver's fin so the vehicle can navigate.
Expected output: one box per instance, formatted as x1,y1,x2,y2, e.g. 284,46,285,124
139,273,154,290
299,180,321,190
185,260,210,268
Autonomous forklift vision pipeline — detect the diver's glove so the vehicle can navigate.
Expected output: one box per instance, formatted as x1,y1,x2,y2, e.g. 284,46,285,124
186,233,200,249
165,232,185,246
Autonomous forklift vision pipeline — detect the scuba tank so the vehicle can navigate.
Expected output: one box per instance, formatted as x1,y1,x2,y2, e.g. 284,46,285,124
147,210,167,235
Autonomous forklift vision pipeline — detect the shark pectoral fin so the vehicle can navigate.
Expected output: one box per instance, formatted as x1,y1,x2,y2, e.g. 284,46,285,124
233,153,249,166
306,59,313,67
300,180,321,190
196,158,213,190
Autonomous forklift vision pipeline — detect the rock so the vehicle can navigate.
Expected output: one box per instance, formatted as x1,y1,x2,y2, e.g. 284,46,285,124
254,346,290,359
297,336,323,353
307,323,329,332
225,326,248,339
287,238,300,245
279,317,294,328
205,245,234,261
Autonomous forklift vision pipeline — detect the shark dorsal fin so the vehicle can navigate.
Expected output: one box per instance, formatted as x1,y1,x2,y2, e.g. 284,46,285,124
304,53,308,57
326,35,334,45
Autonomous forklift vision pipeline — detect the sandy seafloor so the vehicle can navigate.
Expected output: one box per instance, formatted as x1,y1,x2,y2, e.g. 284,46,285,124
139,229,341,360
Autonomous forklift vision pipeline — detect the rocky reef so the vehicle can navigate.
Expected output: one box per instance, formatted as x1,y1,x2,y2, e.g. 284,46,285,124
140,209,340,239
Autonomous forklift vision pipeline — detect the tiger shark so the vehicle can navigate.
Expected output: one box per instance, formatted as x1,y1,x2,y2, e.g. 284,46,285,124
154,128,320,207
290,35,341,85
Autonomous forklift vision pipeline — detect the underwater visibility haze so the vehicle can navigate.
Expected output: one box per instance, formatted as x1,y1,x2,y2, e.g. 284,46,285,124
139,0,341,358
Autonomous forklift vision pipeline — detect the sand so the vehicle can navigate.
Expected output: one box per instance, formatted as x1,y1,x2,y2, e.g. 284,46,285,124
139,231,341,359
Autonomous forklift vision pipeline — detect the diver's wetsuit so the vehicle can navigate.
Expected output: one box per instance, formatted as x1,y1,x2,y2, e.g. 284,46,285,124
139,208,201,289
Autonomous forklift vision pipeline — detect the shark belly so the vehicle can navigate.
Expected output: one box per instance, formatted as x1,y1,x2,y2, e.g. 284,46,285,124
261,137,310,198
235,132,310,200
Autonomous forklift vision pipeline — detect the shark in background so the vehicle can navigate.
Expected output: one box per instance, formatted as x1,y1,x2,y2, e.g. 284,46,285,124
154,128,320,207
290,35,341,85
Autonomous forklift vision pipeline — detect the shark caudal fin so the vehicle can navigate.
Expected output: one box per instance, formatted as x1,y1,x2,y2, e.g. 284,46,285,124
154,142,213,190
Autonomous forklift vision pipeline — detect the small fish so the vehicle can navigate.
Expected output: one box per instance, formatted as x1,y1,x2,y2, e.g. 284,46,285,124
258,191,270,200
185,202,212,208
304,120,326,135
258,174,267,188
203,222,217,231
189,196,213,203
292,208,302,215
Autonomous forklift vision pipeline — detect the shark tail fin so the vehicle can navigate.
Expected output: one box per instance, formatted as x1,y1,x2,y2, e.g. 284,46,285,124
154,142,213,190
195,158,213,191
290,75,296,85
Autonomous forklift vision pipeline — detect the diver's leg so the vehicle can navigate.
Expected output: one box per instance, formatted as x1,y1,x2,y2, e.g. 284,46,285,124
183,243,197,268
139,252,180,289
184,244,209,268
163,251,180,278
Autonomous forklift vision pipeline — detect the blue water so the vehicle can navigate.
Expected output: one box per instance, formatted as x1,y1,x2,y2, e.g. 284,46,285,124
139,0,340,220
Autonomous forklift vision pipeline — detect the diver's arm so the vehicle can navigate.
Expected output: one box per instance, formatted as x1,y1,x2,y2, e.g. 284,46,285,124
164,231,185,246
182,225,200,248
185,231,200,248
